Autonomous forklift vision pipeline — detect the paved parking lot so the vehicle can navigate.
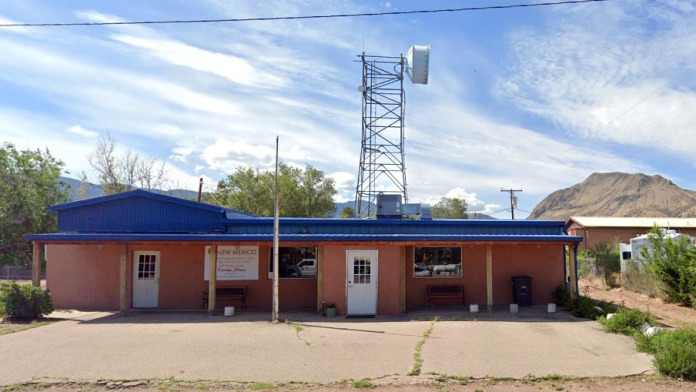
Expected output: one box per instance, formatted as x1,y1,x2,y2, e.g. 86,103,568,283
0,311,653,385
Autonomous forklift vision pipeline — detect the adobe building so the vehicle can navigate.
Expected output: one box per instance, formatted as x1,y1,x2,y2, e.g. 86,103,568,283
566,216,696,252
28,190,581,316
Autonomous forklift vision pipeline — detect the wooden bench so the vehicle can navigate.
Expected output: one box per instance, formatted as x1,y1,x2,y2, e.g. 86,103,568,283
202,286,247,310
426,285,465,306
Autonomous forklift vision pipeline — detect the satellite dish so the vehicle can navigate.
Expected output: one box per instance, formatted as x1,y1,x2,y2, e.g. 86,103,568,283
406,44,430,84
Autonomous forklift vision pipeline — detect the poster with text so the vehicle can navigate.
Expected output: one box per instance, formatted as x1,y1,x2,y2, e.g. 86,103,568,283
204,245,259,280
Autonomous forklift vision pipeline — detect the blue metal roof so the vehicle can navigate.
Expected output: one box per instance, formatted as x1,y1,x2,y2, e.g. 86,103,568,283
31,189,580,243
26,232,582,242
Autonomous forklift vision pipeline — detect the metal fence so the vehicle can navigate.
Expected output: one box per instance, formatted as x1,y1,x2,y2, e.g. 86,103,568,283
0,265,42,280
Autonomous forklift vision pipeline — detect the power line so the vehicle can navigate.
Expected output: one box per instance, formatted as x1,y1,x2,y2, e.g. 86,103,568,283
500,188,523,220
0,0,610,28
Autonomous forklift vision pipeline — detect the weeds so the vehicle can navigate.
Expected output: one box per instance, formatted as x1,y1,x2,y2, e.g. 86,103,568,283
249,382,275,390
351,379,374,389
408,317,438,376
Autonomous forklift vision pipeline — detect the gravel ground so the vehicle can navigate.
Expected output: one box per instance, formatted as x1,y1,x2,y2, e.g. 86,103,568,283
3,375,694,392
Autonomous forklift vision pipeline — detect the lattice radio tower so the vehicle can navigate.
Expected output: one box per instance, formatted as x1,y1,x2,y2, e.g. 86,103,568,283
354,46,430,217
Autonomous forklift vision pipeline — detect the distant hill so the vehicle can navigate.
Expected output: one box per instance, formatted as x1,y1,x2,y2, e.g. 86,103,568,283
529,172,696,220
59,176,199,202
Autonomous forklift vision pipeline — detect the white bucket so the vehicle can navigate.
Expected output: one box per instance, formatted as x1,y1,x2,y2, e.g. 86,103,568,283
510,304,519,313
224,306,235,317
547,303,557,313
469,304,479,313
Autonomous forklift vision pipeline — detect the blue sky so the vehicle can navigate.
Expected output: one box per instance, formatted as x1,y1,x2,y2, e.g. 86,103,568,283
1,0,695,217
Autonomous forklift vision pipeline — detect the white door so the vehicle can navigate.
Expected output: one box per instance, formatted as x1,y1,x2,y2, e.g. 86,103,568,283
346,250,378,315
132,251,160,308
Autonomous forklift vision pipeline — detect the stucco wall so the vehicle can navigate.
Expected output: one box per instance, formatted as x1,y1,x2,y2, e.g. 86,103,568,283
320,244,403,316
569,225,696,251
491,243,565,305
46,244,121,310
406,244,487,309
46,243,316,311
46,241,565,313
406,243,564,308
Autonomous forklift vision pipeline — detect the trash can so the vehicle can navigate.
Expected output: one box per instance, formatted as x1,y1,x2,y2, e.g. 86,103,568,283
512,276,533,307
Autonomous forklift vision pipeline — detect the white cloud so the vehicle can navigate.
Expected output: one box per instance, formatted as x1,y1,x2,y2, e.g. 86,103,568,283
202,139,276,171
112,34,285,88
67,125,98,138
327,171,355,202
499,0,696,159
404,99,645,204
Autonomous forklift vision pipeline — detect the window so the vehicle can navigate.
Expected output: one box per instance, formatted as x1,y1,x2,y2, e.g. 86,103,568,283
137,254,157,280
413,247,462,277
269,247,317,278
352,258,371,284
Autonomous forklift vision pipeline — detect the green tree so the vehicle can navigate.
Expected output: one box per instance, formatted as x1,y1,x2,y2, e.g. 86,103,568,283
431,197,468,219
210,164,336,217
642,227,696,306
340,206,355,218
0,143,67,267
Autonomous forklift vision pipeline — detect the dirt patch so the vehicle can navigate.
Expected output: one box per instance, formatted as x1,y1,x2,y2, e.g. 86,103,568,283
580,278,696,328
3,375,694,392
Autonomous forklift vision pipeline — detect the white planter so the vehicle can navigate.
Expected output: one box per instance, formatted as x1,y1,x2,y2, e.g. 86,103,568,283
469,304,479,313
547,303,557,313
224,306,235,317
510,304,519,313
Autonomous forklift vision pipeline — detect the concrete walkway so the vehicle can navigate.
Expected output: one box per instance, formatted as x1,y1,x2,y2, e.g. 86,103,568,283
0,311,653,385
422,320,653,378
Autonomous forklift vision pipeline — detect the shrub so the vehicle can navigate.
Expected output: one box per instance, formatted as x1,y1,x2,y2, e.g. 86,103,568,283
552,286,617,320
589,242,621,287
599,308,654,335
622,262,660,298
0,281,53,320
641,227,696,306
650,328,696,380
552,285,572,308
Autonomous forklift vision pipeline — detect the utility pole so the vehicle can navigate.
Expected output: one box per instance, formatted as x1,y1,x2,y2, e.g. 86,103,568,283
500,188,523,220
272,136,280,323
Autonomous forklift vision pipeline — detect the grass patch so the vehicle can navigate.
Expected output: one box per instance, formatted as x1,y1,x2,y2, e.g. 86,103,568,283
0,319,51,336
408,317,438,376
249,382,275,390
599,308,654,335
351,379,374,389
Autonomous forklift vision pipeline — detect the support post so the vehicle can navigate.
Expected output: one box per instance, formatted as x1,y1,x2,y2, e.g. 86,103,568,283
486,244,493,311
32,241,41,287
316,246,323,312
569,243,579,300
119,248,128,312
208,245,217,313
400,246,407,313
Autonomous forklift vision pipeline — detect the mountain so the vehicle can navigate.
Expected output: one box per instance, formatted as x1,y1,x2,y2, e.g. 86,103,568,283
529,172,696,220
58,176,199,202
